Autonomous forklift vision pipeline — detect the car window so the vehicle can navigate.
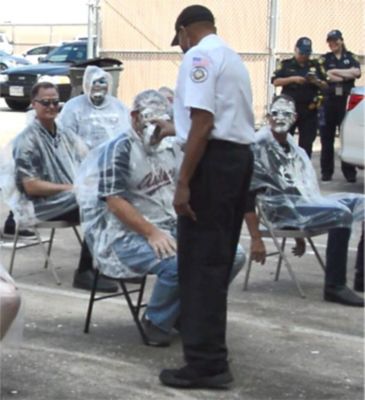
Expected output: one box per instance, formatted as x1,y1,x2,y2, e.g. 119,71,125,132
46,43,86,63
28,47,48,55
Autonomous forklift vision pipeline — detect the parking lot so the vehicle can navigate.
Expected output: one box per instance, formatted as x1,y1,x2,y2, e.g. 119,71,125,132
0,99,364,400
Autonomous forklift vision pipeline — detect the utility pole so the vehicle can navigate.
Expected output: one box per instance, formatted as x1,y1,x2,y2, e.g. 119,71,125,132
87,0,100,59
266,0,279,114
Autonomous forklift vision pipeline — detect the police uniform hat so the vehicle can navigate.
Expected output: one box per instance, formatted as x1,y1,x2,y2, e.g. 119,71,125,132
295,37,312,55
326,29,343,41
171,5,215,46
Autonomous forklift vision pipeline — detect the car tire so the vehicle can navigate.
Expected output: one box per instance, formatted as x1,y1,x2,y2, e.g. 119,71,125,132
0,63,7,71
5,98,30,111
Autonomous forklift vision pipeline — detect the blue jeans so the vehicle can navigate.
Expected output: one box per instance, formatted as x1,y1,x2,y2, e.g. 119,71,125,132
112,232,246,333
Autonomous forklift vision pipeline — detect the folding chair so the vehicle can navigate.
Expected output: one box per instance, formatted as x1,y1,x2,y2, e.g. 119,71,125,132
84,269,148,345
243,201,326,298
8,220,82,285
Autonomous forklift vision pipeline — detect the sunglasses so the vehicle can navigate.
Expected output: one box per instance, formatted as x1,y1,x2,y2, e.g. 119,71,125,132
35,98,60,107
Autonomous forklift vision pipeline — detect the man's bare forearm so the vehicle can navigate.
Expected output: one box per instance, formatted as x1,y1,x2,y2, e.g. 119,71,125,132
244,211,262,240
23,179,73,197
106,196,155,238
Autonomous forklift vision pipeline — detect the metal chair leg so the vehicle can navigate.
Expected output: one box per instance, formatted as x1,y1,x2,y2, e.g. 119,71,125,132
120,279,149,345
270,232,305,298
243,254,254,291
44,228,55,269
72,226,83,246
307,237,326,271
274,237,286,281
34,228,61,285
84,269,99,333
8,226,20,275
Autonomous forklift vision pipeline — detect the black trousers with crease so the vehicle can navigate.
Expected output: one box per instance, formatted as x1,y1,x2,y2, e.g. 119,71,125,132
177,139,253,373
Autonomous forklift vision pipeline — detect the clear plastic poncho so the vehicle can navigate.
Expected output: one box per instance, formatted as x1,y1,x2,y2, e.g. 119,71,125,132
0,119,85,226
250,126,364,230
58,65,130,151
75,90,178,278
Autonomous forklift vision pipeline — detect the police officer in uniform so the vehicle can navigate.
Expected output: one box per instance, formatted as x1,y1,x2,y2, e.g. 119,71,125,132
159,4,255,389
320,30,361,182
272,37,327,158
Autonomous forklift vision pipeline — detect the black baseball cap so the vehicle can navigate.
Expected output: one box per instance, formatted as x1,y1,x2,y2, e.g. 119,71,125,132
327,29,343,41
171,5,215,46
295,37,312,55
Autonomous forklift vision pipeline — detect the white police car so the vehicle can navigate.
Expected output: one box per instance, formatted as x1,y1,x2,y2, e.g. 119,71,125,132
339,87,365,168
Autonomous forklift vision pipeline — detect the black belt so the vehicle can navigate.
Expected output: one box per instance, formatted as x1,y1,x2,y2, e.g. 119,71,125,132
208,138,250,150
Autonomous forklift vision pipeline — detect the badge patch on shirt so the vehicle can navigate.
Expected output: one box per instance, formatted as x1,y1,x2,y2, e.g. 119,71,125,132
190,66,208,82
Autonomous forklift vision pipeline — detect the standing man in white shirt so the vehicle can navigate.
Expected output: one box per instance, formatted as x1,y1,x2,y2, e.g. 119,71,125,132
160,5,256,389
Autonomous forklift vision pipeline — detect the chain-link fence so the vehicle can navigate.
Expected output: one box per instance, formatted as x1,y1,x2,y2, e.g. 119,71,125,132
100,0,364,125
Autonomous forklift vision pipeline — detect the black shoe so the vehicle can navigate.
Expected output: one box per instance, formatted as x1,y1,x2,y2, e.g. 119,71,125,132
324,285,364,307
345,176,357,183
73,270,119,293
2,223,37,240
354,274,364,293
321,174,332,182
159,365,233,389
141,314,171,347
2,229,37,240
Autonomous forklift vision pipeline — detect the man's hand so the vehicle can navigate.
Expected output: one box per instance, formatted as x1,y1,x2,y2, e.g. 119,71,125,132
292,76,306,85
292,238,306,257
149,119,175,145
250,238,266,264
146,227,177,259
173,181,197,221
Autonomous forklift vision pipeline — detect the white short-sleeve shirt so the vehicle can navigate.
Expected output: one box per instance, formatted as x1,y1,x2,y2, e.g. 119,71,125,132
174,34,255,145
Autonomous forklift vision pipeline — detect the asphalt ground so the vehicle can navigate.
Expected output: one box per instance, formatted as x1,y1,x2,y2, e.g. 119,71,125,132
0,99,364,400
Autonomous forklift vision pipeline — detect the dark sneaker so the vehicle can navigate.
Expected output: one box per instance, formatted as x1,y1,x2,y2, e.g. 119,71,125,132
2,223,37,240
73,270,119,293
324,285,364,307
141,314,171,347
159,365,233,389
321,174,332,182
2,229,37,240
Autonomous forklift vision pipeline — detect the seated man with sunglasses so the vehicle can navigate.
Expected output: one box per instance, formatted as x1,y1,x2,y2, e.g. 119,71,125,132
10,81,118,293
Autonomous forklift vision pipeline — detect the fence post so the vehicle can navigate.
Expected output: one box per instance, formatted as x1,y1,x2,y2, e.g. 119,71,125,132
266,0,279,113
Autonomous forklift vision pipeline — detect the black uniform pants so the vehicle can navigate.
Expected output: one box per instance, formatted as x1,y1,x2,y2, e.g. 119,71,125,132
289,105,318,158
320,95,356,179
177,140,253,373
48,208,93,274
355,226,364,280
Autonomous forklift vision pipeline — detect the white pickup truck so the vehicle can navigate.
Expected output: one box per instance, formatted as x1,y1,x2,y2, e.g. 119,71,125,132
340,86,364,168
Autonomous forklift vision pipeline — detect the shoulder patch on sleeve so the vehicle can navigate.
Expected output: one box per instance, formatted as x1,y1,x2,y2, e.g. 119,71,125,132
190,66,208,83
192,56,210,67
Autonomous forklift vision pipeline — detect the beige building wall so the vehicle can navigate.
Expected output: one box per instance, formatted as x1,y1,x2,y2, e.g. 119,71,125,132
0,24,88,54
100,0,365,122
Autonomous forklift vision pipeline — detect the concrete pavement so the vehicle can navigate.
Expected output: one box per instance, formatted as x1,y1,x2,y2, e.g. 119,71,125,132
0,99,364,400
